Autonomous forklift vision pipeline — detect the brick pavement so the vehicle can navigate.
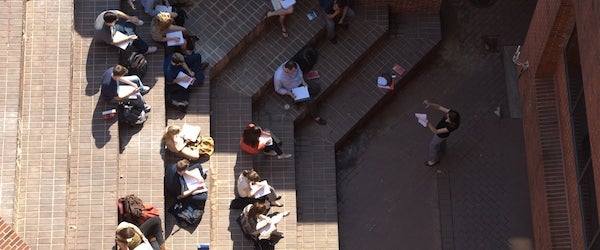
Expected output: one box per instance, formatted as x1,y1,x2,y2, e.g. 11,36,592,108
0,0,536,250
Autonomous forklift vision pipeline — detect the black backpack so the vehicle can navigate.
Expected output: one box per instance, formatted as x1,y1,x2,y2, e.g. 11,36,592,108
117,102,147,126
120,51,148,78
292,46,318,72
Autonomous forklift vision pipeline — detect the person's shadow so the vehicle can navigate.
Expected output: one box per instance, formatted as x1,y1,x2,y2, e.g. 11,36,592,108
92,99,118,148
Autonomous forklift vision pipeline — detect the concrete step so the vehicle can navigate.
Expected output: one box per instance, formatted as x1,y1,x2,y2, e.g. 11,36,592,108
251,5,393,249
293,12,441,249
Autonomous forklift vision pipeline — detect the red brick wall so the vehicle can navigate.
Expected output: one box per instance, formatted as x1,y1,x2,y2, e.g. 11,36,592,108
522,0,600,248
574,1,600,217
554,54,585,250
0,219,30,250
353,0,440,13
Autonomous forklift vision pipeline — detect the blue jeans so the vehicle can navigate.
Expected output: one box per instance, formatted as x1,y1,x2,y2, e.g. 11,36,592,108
323,7,355,40
428,135,447,163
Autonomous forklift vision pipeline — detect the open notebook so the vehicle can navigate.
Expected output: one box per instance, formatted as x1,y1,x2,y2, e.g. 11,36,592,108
271,0,296,11
183,168,207,194
291,85,310,102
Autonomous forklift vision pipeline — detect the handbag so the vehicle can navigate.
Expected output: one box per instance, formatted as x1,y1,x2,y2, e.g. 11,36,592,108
170,201,203,225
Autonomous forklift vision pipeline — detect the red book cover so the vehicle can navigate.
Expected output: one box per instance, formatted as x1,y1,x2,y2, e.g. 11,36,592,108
392,64,405,76
306,70,320,79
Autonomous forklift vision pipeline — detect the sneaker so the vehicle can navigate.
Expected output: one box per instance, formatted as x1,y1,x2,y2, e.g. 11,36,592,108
140,86,150,94
144,104,152,112
145,46,158,54
314,117,327,125
277,153,292,159
264,151,278,156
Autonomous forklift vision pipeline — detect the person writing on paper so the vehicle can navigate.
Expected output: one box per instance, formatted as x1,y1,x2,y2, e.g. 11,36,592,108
151,12,194,54
422,100,460,166
319,0,355,44
162,125,203,160
238,169,283,207
173,159,208,208
273,60,327,125
100,65,152,111
240,201,290,239
265,1,295,38
94,10,158,54
240,123,292,159
164,52,209,86
115,221,156,250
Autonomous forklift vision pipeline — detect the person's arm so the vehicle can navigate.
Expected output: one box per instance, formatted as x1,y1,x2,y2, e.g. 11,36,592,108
423,100,450,113
114,10,142,26
338,5,349,24
326,4,340,20
274,77,295,98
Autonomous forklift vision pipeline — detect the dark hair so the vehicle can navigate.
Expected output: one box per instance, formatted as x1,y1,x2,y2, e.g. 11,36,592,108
247,201,267,218
448,110,460,129
176,159,190,172
284,60,298,70
171,52,185,64
242,124,261,148
116,227,134,243
103,11,118,23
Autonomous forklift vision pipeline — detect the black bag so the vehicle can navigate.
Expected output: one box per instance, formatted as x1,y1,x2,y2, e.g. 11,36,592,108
120,51,148,78
118,102,147,126
165,84,190,112
173,7,187,26
292,46,318,72
170,201,203,226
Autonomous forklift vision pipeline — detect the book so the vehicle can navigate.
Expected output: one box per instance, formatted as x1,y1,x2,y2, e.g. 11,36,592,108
182,124,201,142
393,64,405,76
176,71,195,89
271,0,296,11
306,70,320,79
306,10,318,21
415,113,428,127
155,4,172,13
117,85,138,99
183,168,208,194
251,181,272,198
291,85,310,102
113,31,130,50
166,30,185,46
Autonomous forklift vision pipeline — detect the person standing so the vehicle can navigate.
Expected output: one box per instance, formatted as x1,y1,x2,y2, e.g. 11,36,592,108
423,100,460,166
319,0,355,44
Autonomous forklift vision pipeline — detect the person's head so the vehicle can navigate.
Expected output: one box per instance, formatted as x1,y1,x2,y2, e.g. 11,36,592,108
103,11,119,25
242,169,260,182
112,65,129,77
247,201,268,218
115,227,135,244
283,60,298,75
171,52,185,65
447,110,460,129
176,159,190,175
241,124,261,147
155,12,173,32
162,125,181,142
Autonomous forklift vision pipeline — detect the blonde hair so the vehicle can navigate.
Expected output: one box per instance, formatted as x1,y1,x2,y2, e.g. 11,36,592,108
155,12,173,32
162,125,181,143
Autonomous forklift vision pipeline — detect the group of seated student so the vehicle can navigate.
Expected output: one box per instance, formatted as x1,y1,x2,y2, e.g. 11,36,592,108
95,2,210,250
96,2,208,122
